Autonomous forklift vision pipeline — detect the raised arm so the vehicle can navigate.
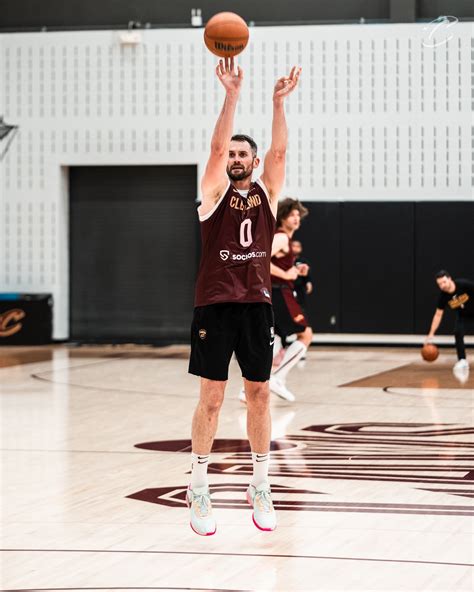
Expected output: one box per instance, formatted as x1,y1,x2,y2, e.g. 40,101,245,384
261,66,302,214
200,58,243,217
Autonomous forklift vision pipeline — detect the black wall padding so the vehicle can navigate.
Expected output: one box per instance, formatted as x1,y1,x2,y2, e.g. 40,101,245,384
293,202,341,333
70,165,198,343
340,202,415,333
414,201,474,334
295,200,473,336
418,1,474,19
70,182,473,342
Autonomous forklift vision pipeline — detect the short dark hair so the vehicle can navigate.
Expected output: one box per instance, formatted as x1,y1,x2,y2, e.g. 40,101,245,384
435,270,451,279
277,198,308,227
231,134,258,156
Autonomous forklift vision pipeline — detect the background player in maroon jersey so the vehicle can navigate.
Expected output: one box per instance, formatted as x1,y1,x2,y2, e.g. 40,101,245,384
269,198,313,401
186,57,301,536
270,239,313,367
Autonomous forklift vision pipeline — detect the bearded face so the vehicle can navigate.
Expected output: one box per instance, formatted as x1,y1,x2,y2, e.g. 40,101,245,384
227,160,254,181
227,141,257,182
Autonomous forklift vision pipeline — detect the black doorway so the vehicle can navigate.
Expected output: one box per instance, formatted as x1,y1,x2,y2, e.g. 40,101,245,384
69,165,198,343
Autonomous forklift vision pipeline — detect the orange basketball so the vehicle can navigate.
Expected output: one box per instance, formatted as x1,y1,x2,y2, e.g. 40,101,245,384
204,12,249,58
421,343,439,362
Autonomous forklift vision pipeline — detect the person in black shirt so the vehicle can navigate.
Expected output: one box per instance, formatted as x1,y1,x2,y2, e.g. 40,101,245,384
425,270,474,371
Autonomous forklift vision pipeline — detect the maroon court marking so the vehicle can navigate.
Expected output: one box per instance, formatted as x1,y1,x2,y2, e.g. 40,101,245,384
127,483,473,516
131,423,474,513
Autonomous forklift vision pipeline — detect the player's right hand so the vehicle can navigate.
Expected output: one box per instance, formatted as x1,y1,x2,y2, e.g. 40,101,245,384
216,57,243,96
296,263,309,276
273,66,302,101
286,267,299,281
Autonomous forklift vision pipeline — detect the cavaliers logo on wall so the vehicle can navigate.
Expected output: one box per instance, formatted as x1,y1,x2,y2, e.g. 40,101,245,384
0,309,26,337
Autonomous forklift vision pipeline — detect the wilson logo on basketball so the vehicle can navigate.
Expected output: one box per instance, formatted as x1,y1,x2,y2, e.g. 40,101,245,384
0,308,26,337
214,41,244,52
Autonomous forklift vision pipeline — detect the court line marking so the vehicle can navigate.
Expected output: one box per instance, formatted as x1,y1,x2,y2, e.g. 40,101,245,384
16,355,469,411
2,588,248,592
0,448,159,454
1,548,472,568
382,386,472,400
29,370,472,410
2,588,247,592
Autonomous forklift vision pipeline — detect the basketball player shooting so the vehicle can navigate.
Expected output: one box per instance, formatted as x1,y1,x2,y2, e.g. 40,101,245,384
187,57,301,536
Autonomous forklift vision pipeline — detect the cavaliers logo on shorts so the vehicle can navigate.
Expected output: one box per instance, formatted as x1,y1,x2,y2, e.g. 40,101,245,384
199,329,207,340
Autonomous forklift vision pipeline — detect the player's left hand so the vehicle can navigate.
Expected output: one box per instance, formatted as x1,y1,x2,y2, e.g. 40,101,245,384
273,66,302,101
296,263,309,277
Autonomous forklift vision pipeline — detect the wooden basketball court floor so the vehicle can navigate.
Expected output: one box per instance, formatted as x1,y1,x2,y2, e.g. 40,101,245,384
1,344,473,591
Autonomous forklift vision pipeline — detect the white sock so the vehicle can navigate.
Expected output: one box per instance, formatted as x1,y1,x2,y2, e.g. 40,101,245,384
273,334,282,359
251,451,270,487
191,452,210,490
272,340,306,383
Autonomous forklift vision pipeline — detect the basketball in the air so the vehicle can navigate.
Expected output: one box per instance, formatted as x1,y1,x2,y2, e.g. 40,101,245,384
421,343,439,362
204,12,249,58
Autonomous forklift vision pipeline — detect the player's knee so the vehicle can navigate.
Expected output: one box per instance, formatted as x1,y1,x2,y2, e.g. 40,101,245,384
245,381,270,407
200,379,226,414
200,395,224,415
299,327,313,346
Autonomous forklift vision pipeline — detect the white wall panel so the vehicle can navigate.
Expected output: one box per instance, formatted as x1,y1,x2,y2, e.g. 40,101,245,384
0,24,472,338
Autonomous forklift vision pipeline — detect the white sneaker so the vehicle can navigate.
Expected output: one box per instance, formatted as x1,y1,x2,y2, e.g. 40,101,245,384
238,388,247,404
186,486,216,536
453,369,469,384
246,483,277,531
269,375,295,402
453,359,469,370
453,359,469,384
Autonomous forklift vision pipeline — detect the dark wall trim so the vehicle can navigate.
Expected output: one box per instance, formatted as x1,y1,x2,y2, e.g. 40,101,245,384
1,0,470,33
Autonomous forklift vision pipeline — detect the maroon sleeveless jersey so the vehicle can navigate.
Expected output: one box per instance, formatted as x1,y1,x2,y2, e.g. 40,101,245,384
271,229,295,288
194,179,276,306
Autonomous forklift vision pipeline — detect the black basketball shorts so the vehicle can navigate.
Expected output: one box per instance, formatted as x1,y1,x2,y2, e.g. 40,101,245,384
272,285,308,339
189,302,274,382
